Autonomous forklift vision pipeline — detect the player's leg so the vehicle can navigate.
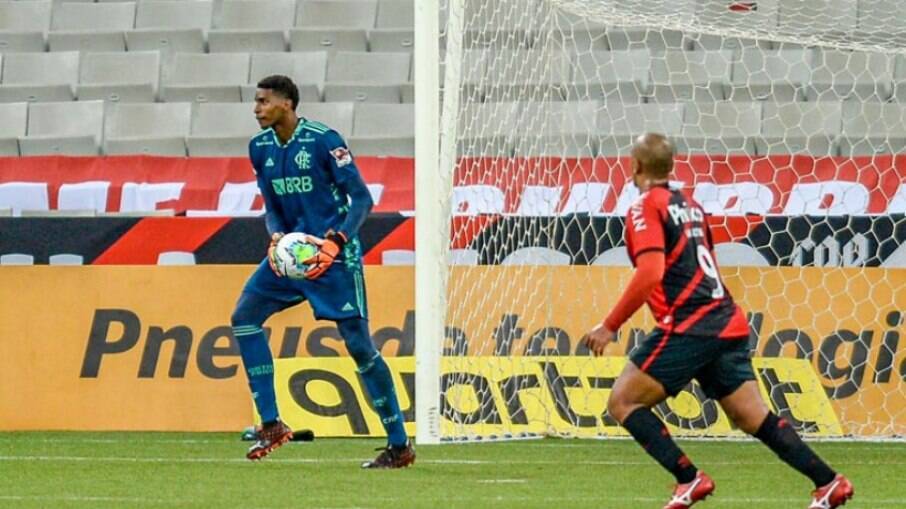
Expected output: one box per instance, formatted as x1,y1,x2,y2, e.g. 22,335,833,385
703,340,853,508
336,317,414,469
614,331,715,508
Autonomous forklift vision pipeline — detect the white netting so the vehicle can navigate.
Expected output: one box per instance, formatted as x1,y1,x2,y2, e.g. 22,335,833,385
435,0,906,441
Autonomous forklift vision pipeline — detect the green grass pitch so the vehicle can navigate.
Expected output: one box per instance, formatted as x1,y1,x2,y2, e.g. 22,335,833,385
1,432,903,508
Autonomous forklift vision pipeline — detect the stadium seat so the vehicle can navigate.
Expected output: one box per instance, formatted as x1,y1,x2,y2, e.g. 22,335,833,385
49,1,135,51
324,51,409,102
805,48,893,101
457,102,518,156
217,0,296,29
606,26,688,51
19,100,105,156
480,49,571,102
678,101,762,154
778,0,857,35
349,102,413,156
856,0,906,42
757,101,842,155
512,101,598,157
245,51,328,103
0,32,45,53
296,1,378,29
572,50,651,103
500,247,571,265
135,0,214,30
186,102,262,156
888,54,906,102
368,29,414,52
692,0,778,43
162,53,250,103
0,0,52,32
375,0,413,28
729,48,810,102
104,103,191,156
290,28,368,53
0,52,79,102
0,102,26,156
78,51,161,103
839,102,906,155
296,102,353,134
209,30,288,52
648,49,733,102
596,102,684,155
126,29,206,55
400,82,414,102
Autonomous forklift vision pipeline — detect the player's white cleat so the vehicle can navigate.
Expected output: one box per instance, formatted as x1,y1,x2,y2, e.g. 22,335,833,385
663,471,715,509
809,474,854,509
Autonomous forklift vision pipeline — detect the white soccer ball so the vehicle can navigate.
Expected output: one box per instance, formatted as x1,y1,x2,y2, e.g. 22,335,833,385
272,233,319,279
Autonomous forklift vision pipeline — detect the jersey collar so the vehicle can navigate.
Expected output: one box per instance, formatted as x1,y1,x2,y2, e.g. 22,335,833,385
272,119,304,148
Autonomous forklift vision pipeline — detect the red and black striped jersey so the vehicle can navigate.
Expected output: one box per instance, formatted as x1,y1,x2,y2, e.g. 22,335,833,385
624,184,749,339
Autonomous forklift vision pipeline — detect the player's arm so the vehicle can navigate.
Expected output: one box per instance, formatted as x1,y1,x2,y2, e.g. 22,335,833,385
583,195,666,355
249,142,288,275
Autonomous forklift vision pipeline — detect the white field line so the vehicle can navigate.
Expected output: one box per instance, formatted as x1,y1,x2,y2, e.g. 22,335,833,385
1,454,905,467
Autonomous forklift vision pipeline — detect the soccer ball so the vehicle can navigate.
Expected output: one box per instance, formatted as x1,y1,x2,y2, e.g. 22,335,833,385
272,233,319,279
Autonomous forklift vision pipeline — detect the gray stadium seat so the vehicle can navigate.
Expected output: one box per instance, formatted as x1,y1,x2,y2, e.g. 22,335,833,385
78,51,161,103
19,101,105,156
135,0,213,29
290,28,368,53
596,102,684,155
480,49,571,102
0,0,52,32
126,29,206,84
296,0,378,29
778,0,857,35
300,102,355,134
649,49,733,102
349,102,413,156
49,1,135,52
0,32,45,53
606,27,688,51
324,51,409,102
0,102,26,156
757,101,842,155
572,50,650,103
857,0,906,40
104,103,191,156
376,0,413,28
839,102,906,155
679,101,762,154
729,48,809,102
457,102,518,156
162,53,250,103
0,52,79,102
186,102,262,156
245,51,328,103
209,30,287,52
693,0,779,41
368,29,414,52
218,0,296,29
512,101,598,156
805,48,894,101
400,82,413,103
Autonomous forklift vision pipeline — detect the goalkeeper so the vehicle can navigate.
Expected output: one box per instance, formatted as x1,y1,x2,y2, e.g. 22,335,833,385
582,134,852,509
230,75,414,468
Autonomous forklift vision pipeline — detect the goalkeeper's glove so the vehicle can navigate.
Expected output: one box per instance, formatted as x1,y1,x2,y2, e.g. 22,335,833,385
266,232,285,277
302,230,347,280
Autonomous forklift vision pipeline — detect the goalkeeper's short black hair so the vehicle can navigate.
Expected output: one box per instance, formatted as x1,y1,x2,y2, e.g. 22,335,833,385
257,75,299,111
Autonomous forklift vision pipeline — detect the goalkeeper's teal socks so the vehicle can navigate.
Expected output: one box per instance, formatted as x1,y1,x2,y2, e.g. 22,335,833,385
623,407,698,483
233,325,279,423
338,318,409,447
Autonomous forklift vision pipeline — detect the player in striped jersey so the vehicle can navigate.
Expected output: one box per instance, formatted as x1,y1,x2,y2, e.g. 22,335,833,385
582,134,853,509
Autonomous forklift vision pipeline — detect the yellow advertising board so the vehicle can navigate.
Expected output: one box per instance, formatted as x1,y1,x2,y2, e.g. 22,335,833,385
272,356,842,438
0,265,903,436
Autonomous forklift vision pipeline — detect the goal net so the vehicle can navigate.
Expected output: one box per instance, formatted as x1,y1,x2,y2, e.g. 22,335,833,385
416,0,906,443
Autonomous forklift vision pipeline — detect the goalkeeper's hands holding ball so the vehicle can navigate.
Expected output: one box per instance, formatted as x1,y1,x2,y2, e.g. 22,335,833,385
267,232,285,277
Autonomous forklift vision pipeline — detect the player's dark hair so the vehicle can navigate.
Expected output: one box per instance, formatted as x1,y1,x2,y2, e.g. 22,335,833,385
257,75,299,111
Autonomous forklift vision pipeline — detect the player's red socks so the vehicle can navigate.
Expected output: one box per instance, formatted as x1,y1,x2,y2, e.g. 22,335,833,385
754,412,836,488
623,407,698,483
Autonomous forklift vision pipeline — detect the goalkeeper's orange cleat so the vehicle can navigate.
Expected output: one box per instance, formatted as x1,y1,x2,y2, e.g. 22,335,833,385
809,474,854,509
361,441,416,469
246,420,293,461
663,471,715,509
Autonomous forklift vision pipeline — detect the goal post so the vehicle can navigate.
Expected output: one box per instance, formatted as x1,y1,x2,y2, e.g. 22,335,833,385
415,0,906,443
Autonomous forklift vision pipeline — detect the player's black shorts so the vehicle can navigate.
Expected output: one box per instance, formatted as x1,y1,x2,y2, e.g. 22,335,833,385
628,329,755,400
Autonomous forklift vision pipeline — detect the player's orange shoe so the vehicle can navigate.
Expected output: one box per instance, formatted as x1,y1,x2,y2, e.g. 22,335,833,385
809,474,854,509
246,420,293,460
663,471,715,509
361,441,416,469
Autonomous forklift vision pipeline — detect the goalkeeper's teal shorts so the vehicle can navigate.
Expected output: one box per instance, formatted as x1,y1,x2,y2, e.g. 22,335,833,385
629,329,755,400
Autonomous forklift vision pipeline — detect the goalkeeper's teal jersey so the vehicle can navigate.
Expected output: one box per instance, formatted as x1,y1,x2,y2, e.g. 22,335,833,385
248,119,362,239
